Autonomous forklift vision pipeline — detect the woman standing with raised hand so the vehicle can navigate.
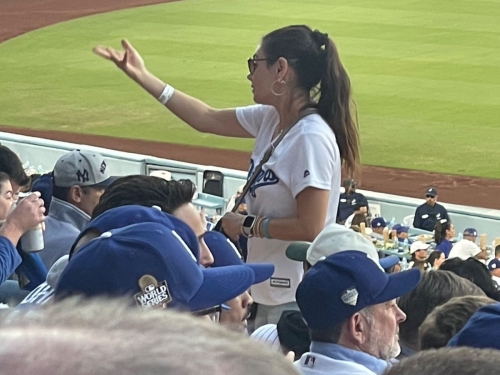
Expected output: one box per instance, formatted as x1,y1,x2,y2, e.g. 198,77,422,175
94,25,360,328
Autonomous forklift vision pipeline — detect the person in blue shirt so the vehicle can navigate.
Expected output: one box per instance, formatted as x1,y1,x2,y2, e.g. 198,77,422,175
337,179,369,223
413,187,449,232
434,219,455,257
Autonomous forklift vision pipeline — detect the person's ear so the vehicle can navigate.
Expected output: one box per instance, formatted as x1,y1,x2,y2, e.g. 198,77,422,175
345,311,370,346
69,185,83,204
276,57,289,80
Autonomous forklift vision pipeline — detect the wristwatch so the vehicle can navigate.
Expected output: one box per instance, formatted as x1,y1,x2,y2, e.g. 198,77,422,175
241,215,257,238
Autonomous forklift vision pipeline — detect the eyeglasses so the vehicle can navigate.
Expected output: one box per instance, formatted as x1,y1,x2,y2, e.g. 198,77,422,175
425,195,435,198
247,58,267,74
192,305,222,323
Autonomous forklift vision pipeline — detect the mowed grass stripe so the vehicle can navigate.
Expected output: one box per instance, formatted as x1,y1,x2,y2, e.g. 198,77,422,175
0,0,499,177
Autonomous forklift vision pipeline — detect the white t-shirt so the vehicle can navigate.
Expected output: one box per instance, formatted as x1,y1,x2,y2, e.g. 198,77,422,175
448,239,481,260
236,104,340,305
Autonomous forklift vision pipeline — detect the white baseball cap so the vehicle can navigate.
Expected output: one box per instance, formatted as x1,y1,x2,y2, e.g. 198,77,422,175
410,241,431,254
286,223,384,271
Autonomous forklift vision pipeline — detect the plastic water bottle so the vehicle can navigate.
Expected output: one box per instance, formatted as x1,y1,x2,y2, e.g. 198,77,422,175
37,165,43,174
389,217,396,227
23,160,30,170
401,257,408,271
403,238,409,252
458,232,463,241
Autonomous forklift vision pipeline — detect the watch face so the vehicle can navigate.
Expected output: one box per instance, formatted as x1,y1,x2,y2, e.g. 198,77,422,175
243,216,256,228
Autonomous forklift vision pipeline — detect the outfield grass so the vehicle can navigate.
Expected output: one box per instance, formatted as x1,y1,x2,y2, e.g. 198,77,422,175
0,0,499,178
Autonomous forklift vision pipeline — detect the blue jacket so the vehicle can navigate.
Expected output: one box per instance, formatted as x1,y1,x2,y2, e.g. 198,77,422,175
435,239,453,258
0,236,21,285
41,197,90,269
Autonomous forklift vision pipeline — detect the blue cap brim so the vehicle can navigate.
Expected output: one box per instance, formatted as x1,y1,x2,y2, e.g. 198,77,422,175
372,268,421,305
245,263,275,284
188,265,255,311
379,255,400,269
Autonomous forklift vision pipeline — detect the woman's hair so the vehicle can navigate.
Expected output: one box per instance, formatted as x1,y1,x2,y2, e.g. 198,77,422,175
0,145,30,187
427,251,444,268
440,257,500,301
434,220,452,245
262,25,360,177
92,175,196,219
0,172,10,190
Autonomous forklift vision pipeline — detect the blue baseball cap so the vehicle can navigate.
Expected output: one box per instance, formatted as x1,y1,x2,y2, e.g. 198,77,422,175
56,222,255,312
371,217,387,228
488,258,500,271
70,205,199,261
392,224,409,233
448,303,500,350
463,228,478,237
296,251,420,329
379,255,400,270
203,231,275,284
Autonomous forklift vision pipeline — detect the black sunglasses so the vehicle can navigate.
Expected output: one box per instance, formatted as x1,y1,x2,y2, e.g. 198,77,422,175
425,195,435,198
247,57,267,74
192,305,222,323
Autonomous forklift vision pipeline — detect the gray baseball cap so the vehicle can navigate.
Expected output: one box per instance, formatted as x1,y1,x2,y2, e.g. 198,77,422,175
53,149,117,188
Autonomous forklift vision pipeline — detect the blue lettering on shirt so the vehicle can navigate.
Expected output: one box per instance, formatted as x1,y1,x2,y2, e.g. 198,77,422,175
248,159,279,198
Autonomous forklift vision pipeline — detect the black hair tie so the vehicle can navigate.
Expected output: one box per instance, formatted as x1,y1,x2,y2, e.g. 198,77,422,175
313,29,329,47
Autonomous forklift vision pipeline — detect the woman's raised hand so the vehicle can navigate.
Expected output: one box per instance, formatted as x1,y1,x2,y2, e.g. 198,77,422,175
93,39,146,81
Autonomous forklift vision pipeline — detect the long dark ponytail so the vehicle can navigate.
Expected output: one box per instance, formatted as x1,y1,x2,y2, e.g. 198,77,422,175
262,25,360,177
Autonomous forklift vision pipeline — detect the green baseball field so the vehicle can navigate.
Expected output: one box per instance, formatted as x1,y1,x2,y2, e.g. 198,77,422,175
0,0,499,178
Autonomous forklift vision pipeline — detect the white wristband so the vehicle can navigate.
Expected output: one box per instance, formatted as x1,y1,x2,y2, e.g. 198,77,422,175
158,84,175,105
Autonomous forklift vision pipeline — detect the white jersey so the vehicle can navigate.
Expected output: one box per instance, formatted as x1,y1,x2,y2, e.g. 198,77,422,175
236,104,340,305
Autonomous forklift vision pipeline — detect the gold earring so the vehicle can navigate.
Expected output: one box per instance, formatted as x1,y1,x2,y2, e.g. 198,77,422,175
271,79,287,96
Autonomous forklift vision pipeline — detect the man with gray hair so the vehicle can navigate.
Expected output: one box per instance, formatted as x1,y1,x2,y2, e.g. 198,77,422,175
295,251,420,375
0,297,298,375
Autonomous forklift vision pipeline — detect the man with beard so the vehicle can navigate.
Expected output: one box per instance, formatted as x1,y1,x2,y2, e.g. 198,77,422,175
294,251,420,375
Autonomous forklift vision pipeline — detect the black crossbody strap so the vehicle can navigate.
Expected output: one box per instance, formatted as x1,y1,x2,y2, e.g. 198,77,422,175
231,108,318,212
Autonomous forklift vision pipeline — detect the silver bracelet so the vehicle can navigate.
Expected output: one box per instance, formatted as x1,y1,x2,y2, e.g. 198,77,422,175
157,84,175,105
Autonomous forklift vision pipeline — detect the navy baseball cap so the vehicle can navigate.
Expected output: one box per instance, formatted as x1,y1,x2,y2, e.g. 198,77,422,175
296,251,420,329
425,187,437,197
488,258,500,271
392,224,409,233
371,217,387,228
70,205,199,261
56,223,255,312
203,231,275,284
463,228,478,237
448,303,500,350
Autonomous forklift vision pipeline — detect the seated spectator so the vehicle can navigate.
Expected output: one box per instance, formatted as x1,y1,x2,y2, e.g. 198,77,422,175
343,201,368,228
383,347,500,375
295,251,420,374
397,270,485,356
419,295,495,350
251,310,311,361
391,224,409,242
487,258,500,287
370,217,386,235
495,244,500,259
408,241,430,270
350,212,368,230
0,190,45,285
0,145,30,200
434,219,454,257
427,250,445,270
42,150,116,269
448,228,487,261
337,178,369,223
55,222,256,313
448,302,500,350
440,257,500,301
413,187,448,232
0,298,296,375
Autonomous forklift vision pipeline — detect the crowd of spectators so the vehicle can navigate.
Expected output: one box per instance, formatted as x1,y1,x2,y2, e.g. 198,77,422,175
1,144,500,375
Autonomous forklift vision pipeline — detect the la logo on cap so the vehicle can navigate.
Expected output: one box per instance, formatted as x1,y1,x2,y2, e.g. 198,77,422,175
341,286,358,306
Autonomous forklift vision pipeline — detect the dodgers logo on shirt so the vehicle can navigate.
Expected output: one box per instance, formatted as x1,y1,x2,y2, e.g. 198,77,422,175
247,159,279,198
